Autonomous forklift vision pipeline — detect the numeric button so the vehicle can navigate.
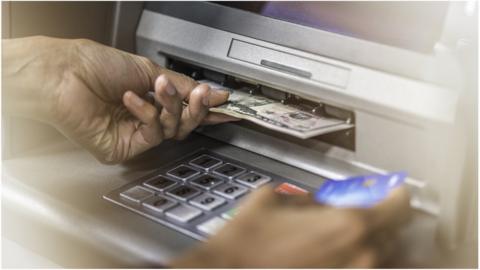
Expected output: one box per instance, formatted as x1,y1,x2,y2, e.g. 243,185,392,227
213,163,245,179
166,185,200,201
120,186,153,203
190,174,224,190
190,193,226,211
142,195,177,213
236,172,271,188
167,165,200,180
197,217,227,236
166,204,202,223
214,183,248,199
189,155,222,171
144,176,177,191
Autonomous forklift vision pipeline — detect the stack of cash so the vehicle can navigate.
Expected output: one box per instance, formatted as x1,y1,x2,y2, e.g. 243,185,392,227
201,80,352,139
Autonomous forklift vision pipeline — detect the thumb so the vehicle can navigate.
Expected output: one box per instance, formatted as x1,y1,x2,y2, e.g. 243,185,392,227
157,68,198,99
240,185,279,211
158,68,230,105
207,89,230,107
357,187,412,233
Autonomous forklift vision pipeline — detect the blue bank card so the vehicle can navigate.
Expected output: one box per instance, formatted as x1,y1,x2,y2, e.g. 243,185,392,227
314,172,407,208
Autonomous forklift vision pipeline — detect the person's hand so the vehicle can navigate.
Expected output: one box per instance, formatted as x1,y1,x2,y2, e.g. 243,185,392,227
4,36,237,164
171,186,411,268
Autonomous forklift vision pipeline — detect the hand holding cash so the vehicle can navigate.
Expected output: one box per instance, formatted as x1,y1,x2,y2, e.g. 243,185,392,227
200,80,352,139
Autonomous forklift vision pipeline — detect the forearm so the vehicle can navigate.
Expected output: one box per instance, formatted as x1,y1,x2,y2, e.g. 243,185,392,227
2,36,71,123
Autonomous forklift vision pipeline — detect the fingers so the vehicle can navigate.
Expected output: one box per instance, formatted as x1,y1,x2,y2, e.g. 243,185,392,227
122,91,163,152
314,188,408,268
362,187,411,233
370,229,399,267
343,230,399,268
124,70,239,143
337,187,410,238
207,89,230,106
154,75,183,139
123,91,159,128
174,83,211,140
159,68,231,105
240,185,279,211
159,68,199,99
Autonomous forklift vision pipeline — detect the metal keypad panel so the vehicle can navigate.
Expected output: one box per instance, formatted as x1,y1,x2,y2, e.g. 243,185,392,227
167,165,200,180
144,176,177,191
190,174,224,190
190,193,226,211
167,185,201,201
213,163,245,179
104,149,313,241
189,155,222,171
213,183,249,200
236,172,272,188
143,195,177,213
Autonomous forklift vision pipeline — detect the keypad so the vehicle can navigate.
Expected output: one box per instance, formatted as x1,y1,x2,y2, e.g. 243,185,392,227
143,195,177,213
105,150,313,241
190,155,222,170
190,174,224,190
120,186,154,203
167,185,200,201
214,183,249,199
190,193,226,211
144,176,177,191
236,172,271,188
197,217,227,236
213,163,245,179
221,207,239,220
167,165,200,180
166,204,202,223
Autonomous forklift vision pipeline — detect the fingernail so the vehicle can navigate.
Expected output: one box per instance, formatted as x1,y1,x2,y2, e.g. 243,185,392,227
166,84,176,96
202,88,210,107
217,89,229,95
214,89,230,99
128,91,144,107
156,75,176,96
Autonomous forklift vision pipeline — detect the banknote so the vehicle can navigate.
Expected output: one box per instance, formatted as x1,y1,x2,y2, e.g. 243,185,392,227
200,80,353,139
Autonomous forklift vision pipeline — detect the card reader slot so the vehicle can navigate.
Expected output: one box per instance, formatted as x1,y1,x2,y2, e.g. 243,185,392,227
228,39,350,88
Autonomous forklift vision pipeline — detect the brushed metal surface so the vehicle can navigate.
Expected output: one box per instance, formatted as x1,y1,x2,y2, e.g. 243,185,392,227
1,134,326,267
2,133,468,267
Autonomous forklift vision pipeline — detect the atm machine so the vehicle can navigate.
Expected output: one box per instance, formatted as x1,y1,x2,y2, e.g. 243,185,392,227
2,1,477,268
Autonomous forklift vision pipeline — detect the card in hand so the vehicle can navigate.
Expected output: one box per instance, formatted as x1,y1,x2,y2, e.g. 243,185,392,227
314,172,407,208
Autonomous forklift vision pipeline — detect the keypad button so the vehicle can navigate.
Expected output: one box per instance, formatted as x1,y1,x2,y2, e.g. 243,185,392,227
166,204,202,223
190,193,226,211
120,186,154,203
221,207,239,220
189,155,222,171
197,217,227,236
236,172,271,188
167,165,200,180
142,195,177,213
144,176,177,191
213,163,245,179
166,185,201,201
274,182,309,195
190,174,224,190
214,183,249,199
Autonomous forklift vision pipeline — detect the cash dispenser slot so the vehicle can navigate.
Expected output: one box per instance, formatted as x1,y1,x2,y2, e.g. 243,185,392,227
166,58,356,151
